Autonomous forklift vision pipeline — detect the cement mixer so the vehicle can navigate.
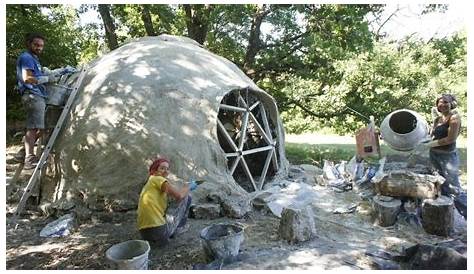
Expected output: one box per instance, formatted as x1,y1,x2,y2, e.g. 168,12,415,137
380,109,430,151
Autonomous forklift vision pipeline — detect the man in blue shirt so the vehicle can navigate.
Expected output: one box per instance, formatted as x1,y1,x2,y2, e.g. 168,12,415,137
16,33,58,169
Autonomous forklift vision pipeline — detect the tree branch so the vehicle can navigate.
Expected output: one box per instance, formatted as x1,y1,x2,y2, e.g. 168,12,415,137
375,5,402,41
290,99,349,119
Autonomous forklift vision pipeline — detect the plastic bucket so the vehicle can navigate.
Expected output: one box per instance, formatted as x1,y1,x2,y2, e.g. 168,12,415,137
46,84,71,106
105,240,150,270
200,223,244,261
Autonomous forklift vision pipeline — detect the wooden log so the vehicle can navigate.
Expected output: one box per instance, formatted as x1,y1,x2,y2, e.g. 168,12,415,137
421,195,454,236
375,171,442,199
372,195,401,227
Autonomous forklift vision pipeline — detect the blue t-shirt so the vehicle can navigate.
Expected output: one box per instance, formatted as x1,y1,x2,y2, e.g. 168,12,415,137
16,51,47,97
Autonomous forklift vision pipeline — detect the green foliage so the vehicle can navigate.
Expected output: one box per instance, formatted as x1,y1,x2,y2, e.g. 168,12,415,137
5,4,467,137
282,32,467,135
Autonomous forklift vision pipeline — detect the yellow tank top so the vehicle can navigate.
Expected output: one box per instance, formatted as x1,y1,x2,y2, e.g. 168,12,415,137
137,175,168,230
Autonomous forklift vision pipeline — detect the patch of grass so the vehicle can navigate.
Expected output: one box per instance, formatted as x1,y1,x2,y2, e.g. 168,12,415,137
285,143,356,167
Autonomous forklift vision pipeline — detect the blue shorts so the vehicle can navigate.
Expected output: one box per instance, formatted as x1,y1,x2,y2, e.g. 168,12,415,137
22,93,46,129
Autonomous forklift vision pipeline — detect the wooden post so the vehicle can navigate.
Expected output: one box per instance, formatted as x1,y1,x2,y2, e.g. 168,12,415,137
372,195,401,226
421,195,454,236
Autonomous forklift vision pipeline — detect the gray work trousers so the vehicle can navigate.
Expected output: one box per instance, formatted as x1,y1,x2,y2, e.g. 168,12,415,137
139,195,192,247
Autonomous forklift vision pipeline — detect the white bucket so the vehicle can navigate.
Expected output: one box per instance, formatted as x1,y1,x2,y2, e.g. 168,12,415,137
105,240,150,270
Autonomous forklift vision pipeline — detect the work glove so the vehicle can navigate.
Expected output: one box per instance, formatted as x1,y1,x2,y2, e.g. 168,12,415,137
42,67,52,75
43,67,63,76
188,180,198,191
62,65,77,74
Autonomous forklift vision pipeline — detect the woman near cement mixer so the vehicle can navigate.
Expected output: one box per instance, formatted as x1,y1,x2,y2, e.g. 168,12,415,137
137,157,198,247
417,94,466,219
419,94,462,197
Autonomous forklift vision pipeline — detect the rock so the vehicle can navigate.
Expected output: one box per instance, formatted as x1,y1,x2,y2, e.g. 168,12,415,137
370,257,401,270
299,164,323,175
402,244,466,270
207,191,227,204
375,171,443,199
220,196,251,219
299,164,323,185
278,206,316,243
73,204,93,222
191,203,221,219
251,192,273,214
288,166,305,179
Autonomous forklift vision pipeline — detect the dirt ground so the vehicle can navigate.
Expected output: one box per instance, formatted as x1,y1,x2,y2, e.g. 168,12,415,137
5,144,467,270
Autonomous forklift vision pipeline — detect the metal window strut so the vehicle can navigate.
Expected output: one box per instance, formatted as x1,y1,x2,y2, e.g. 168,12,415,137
218,89,278,191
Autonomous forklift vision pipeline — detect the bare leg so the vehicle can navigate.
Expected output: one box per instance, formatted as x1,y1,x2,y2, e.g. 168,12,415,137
24,129,37,157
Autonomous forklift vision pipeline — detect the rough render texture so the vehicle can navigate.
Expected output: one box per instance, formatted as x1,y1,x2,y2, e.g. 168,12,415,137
47,35,288,211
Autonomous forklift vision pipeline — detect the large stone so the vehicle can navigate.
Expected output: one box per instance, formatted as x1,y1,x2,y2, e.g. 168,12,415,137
299,164,323,175
279,206,316,243
402,243,466,270
375,171,442,199
288,166,305,179
220,195,252,219
191,203,221,219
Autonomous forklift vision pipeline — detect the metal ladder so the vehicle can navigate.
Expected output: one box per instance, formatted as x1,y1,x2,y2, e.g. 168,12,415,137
11,67,88,225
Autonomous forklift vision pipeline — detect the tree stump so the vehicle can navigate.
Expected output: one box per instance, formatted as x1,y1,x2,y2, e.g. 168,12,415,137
372,195,401,226
421,195,454,236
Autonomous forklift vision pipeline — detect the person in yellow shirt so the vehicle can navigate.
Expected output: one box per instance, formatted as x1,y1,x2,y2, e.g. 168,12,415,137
137,157,197,247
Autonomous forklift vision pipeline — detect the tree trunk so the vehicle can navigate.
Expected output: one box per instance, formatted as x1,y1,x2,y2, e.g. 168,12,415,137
141,5,156,36
183,4,213,45
98,4,119,50
243,4,271,76
372,195,401,227
421,196,454,236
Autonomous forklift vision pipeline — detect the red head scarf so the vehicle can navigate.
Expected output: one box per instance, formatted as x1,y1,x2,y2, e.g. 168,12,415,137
148,157,170,176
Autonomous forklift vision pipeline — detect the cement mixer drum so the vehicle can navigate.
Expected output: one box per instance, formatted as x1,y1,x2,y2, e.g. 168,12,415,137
380,109,429,151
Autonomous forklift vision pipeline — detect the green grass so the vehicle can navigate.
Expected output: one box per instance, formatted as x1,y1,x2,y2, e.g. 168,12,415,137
285,143,356,167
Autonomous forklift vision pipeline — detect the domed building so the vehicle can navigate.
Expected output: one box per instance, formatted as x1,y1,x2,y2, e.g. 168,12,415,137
42,35,288,212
